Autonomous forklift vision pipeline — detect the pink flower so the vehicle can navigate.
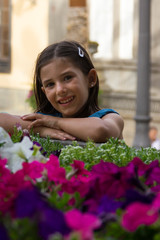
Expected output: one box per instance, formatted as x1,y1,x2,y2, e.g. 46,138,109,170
21,161,44,180
0,158,12,183
45,155,66,184
27,89,34,99
46,154,60,168
62,176,91,197
121,202,158,231
71,160,91,177
0,167,32,214
65,209,101,240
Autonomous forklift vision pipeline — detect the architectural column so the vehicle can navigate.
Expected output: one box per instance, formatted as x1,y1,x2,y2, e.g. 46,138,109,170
66,0,88,47
49,0,68,44
133,0,151,148
113,0,120,58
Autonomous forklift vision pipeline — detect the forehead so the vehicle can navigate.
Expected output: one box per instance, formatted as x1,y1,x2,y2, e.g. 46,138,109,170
41,57,77,74
150,128,157,134
40,57,81,82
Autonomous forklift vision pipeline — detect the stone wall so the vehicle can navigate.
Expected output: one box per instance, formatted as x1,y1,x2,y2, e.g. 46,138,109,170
94,59,160,146
66,7,88,47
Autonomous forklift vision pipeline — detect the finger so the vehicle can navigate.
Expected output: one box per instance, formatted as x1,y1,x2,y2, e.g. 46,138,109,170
21,113,41,120
28,119,44,129
57,132,76,141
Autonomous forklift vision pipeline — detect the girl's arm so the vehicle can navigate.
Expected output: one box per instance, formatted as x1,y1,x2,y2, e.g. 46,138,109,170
57,113,124,142
0,113,75,141
22,113,124,142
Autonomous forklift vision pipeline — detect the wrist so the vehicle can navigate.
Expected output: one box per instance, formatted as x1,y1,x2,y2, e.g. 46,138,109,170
54,117,61,130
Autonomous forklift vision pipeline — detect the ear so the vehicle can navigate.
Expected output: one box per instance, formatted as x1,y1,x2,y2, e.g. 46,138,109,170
87,69,97,88
41,86,46,94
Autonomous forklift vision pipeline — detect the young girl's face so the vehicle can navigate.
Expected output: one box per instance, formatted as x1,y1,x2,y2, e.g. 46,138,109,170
40,57,95,118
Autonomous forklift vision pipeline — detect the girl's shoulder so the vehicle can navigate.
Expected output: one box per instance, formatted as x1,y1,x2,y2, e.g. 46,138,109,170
89,109,119,118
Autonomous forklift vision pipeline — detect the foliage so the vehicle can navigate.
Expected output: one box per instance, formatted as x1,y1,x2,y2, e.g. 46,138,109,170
59,138,160,170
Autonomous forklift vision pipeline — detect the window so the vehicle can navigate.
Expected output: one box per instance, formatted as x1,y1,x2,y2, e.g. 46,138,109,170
0,0,11,73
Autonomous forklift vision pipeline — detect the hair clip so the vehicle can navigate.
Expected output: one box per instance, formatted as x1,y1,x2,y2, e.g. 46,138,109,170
78,47,84,57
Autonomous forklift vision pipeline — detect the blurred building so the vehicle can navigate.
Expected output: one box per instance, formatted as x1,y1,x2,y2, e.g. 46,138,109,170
0,0,159,145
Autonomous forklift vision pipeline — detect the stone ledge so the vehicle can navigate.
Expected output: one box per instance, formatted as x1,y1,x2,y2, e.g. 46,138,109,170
50,139,101,148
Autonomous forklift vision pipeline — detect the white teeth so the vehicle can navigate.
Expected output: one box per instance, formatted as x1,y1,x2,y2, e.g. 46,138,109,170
59,97,73,104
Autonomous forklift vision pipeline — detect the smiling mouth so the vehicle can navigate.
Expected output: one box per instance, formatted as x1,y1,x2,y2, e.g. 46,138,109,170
58,96,74,104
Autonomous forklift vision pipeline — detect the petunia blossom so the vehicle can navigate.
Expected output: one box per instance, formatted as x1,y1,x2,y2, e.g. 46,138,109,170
15,187,71,239
0,136,47,173
91,160,135,199
65,209,101,240
45,154,67,184
121,202,158,231
0,127,13,148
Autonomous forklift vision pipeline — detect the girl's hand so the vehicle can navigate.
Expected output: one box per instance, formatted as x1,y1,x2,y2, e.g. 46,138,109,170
21,113,59,130
34,126,76,141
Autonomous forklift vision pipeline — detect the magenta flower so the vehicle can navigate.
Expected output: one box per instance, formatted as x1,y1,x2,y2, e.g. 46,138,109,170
45,155,66,184
71,160,91,178
0,168,32,214
91,160,134,198
21,161,44,180
145,164,160,186
62,176,91,197
127,157,150,176
121,202,158,232
0,158,11,184
65,209,101,240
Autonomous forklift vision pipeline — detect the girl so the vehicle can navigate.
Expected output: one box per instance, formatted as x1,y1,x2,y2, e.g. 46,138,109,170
0,41,124,143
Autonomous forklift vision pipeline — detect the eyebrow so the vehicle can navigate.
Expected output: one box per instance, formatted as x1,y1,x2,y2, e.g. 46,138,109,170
42,70,74,85
42,79,53,86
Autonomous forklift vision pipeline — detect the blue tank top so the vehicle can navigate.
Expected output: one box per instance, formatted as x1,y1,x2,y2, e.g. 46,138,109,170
89,109,118,118
38,109,118,118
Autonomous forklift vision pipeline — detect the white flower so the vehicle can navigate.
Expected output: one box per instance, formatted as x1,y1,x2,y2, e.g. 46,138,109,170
0,136,33,172
0,130,47,173
0,127,13,148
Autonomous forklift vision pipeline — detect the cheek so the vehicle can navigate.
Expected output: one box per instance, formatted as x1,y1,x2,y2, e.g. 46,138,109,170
44,91,54,103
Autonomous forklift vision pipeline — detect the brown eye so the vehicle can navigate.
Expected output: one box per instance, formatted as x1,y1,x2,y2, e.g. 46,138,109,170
64,75,72,81
43,82,55,89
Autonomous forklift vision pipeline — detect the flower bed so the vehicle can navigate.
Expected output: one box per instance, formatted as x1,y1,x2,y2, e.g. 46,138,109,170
0,126,160,240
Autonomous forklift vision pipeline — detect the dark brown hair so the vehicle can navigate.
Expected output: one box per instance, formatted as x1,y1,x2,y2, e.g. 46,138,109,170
33,40,100,117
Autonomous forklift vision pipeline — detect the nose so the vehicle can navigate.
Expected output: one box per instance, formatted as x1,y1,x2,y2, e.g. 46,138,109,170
55,82,66,95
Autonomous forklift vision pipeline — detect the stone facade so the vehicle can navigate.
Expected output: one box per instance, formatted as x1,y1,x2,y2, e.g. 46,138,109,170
66,7,88,47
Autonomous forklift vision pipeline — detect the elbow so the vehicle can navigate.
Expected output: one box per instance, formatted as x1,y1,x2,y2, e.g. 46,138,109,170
87,123,123,143
87,125,109,143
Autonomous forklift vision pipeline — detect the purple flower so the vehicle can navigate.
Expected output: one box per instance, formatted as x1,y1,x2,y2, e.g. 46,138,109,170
98,195,122,215
0,223,10,240
122,189,155,209
15,187,44,218
15,187,70,239
38,204,71,239
127,157,150,176
145,164,160,186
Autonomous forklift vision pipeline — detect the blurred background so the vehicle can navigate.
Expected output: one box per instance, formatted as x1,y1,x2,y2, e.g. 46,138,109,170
0,0,159,146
